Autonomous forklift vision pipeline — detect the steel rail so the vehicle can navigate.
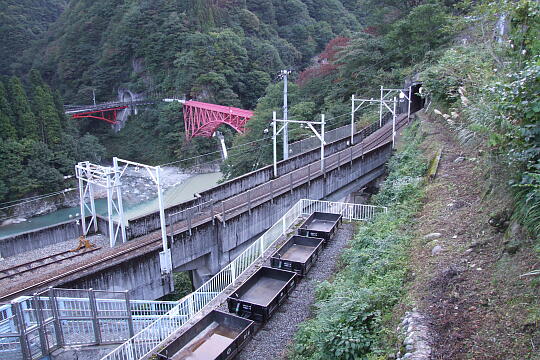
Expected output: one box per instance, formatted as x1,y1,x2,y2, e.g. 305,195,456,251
0,247,101,281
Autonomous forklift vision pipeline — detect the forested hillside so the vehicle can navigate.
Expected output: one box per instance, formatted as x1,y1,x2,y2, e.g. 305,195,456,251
0,71,104,203
1,0,365,202
0,0,67,76
33,0,361,105
223,0,457,178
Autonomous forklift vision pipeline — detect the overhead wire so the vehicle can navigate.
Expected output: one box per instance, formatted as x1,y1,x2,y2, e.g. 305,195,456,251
158,136,272,167
0,188,76,211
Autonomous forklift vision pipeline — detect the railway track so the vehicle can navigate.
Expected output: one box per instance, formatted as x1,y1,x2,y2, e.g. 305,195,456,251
0,247,101,282
0,114,408,302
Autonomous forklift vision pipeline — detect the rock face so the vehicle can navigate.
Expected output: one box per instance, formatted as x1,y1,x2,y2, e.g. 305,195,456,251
0,190,79,222
396,311,432,360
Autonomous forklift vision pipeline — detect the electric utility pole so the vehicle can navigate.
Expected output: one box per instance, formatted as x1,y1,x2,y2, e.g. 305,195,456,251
280,70,291,160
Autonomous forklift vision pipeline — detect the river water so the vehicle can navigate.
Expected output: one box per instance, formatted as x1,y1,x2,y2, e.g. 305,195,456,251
0,172,222,238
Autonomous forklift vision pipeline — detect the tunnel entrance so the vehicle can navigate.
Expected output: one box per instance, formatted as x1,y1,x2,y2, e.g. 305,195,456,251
122,91,133,103
409,82,425,113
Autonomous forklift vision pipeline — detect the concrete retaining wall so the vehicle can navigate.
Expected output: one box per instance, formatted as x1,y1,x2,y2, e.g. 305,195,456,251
62,250,172,300
0,220,83,258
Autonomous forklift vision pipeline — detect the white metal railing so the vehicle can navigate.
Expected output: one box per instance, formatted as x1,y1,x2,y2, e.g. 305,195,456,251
0,293,178,360
102,199,387,360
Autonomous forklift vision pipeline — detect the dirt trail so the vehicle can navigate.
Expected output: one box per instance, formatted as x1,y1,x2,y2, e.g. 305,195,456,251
407,113,540,360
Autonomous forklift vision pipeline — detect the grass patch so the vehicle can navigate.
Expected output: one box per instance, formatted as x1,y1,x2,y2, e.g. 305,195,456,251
287,120,427,360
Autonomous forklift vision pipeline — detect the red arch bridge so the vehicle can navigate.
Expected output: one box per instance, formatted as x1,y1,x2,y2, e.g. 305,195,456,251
65,99,254,140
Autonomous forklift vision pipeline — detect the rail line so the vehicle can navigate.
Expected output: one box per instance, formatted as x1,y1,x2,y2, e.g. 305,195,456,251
0,247,101,282
0,114,408,302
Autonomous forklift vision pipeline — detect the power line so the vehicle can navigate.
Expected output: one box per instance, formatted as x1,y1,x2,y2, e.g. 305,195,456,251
0,188,76,211
158,136,272,167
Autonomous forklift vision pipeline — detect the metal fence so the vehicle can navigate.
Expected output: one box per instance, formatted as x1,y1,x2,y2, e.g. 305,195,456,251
102,199,387,360
0,289,178,360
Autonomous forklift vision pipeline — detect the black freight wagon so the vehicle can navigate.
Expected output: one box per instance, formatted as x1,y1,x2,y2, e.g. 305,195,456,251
270,235,324,276
156,310,254,360
297,211,342,243
227,266,297,322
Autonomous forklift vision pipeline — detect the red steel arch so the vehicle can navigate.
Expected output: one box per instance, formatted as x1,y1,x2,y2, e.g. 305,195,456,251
70,106,128,125
183,100,254,140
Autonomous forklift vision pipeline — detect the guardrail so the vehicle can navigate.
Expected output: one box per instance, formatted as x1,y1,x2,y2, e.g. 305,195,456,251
102,199,387,360
0,290,178,360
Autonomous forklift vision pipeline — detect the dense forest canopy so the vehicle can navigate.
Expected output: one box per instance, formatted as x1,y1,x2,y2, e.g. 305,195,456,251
0,0,67,76
0,71,104,203
28,0,361,105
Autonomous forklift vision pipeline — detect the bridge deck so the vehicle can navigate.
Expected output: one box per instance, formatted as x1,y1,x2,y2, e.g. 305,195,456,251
0,114,409,302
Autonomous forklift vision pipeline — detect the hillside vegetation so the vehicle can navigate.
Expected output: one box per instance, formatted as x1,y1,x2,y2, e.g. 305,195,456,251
0,71,104,203
283,1,540,359
0,0,67,76
33,0,360,105
223,1,458,178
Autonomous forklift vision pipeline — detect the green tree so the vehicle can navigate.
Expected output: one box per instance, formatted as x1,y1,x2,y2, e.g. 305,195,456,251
0,81,17,140
0,139,34,200
32,79,62,144
8,76,39,141
385,3,453,65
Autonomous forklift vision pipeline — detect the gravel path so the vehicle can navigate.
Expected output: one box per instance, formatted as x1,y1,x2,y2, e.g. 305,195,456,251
236,222,356,360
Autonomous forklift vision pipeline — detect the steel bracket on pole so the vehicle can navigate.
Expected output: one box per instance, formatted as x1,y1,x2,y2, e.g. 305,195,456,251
273,113,326,178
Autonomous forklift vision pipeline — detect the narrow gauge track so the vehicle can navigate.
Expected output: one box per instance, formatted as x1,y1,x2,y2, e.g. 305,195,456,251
0,114,408,302
0,248,101,282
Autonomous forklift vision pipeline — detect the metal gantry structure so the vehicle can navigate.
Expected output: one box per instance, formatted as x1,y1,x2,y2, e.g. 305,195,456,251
75,158,172,274
351,95,398,148
75,161,126,247
380,86,412,126
272,111,325,178
352,85,412,149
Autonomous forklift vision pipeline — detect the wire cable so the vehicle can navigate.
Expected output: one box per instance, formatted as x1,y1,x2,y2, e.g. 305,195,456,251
1,103,383,211
158,136,272,167
0,188,76,211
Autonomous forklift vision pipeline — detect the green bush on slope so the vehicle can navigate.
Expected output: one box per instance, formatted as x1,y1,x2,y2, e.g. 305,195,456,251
289,121,427,360
420,0,540,238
